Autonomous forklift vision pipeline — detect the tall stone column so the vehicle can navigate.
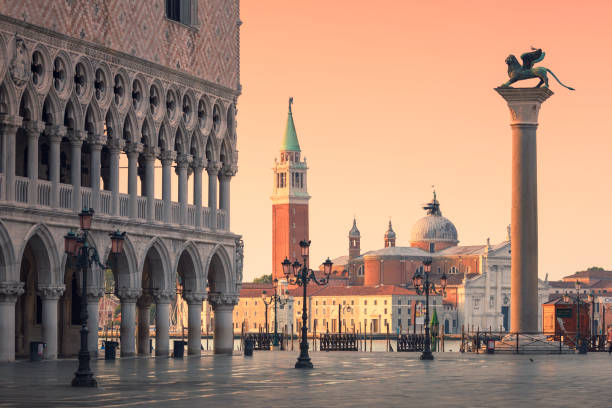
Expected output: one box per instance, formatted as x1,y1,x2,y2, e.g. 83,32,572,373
37,285,65,360
108,139,124,216
176,154,192,226
183,292,206,355
69,131,86,212
209,293,238,354
192,159,205,229
86,287,104,358
496,87,553,333
153,290,174,357
207,161,221,230
0,282,24,362
25,121,44,205
89,135,105,212
118,289,140,357
0,115,22,201
126,143,143,219
219,166,236,231
160,150,176,223
136,295,152,355
46,125,66,208
143,147,158,222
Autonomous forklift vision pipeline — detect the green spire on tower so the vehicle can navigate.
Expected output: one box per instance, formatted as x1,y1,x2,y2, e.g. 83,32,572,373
281,97,301,152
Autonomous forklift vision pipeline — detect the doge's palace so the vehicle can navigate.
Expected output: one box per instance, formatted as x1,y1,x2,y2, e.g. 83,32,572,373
0,0,243,362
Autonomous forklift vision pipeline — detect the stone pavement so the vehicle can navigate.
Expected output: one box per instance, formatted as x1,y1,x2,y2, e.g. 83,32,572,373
1,352,611,407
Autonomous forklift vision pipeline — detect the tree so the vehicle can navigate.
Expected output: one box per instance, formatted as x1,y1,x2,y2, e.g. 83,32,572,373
253,274,273,284
586,266,605,271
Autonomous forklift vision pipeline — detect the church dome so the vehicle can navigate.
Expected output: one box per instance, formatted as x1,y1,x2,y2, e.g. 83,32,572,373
384,220,396,239
409,192,458,247
349,218,360,237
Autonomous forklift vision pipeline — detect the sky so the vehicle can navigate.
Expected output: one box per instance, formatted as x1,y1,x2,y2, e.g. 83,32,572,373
232,0,612,282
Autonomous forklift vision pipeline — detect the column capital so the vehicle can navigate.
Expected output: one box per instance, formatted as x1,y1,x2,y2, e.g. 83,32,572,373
67,130,87,144
108,137,126,153
221,165,238,178
0,281,25,302
86,286,105,302
0,113,23,130
206,161,222,175
142,146,160,161
208,292,239,308
45,124,67,142
136,293,153,307
160,150,177,165
191,157,207,171
495,87,554,125
176,154,193,169
88,133,107,147
23,120,45,136
125,142,144,156
37,285,65,300
152,289,176,304
117,288,141,302
183,291,207,305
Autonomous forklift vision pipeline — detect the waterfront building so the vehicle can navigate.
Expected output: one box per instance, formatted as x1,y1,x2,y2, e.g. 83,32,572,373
0,0,243,362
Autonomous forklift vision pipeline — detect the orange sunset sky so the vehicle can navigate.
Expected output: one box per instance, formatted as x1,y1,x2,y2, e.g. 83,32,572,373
230,0,612,282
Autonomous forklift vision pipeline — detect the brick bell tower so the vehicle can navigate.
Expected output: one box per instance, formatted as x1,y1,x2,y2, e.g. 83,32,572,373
272,98,310,281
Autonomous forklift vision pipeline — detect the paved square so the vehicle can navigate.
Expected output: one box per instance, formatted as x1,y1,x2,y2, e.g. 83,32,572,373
1,352,611,407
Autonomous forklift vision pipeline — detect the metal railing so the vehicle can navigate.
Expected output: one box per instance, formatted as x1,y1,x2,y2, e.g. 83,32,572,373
396,334,426,352
320,333,358,351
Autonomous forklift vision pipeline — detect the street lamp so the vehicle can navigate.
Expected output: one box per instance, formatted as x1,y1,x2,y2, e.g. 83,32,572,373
563,281,588,354
412,257,446,360
262,278,290,347
282,240,332,368
338,304,352,334
64,208,126,387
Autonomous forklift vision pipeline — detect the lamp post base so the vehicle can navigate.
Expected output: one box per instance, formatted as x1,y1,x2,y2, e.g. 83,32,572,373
420,351,434,361
71,371,97,387
295,356,314,369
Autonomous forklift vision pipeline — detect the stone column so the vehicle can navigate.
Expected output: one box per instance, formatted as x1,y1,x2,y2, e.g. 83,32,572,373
143,147,158,222
208,293,238,354
192,159,205,229
108,139,124,216
0,282,24,362
0,115,22,201
496,87,553,333
176,154,192,226
25,121,44,205
153,290,174,357
183,292,206,355
46,125,66,208
207,161,221,230
69,131,86,212
125,143,143,219
118,289,140,357
89,135,106,212
37,285,65,360
136,295,152,355
160,150,176,223
86,287,104,358
219,166,236,231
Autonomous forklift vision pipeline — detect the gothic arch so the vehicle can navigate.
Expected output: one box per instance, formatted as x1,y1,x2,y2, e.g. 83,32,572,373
18,86,40,122
63,93,84,132
122,109,138,143
173,241,204,293
104,104,122,140
0,80,17,115
204,133,219,162
139,237,172,291
84,100,103,136
0,219,17,282
18,223,61,286
101,234,138,291
42,92,62,125
204,244,233,294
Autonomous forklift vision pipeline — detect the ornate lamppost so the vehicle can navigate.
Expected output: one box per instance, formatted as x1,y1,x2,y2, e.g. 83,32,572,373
337,304,352,334
563,281,592,354
282,240,332,369
262,278,290,348
412,257,446,360
64,208,126,387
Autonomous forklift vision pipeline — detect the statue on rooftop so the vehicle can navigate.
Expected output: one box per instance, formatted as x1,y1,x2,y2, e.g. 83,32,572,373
500,47,575,91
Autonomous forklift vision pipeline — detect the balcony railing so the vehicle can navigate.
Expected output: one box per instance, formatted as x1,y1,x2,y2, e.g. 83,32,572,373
3,177,229,232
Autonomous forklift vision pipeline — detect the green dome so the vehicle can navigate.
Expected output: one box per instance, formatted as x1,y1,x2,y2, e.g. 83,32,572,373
281,99,301,152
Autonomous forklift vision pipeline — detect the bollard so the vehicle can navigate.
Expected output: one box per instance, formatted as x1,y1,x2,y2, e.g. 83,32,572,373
244,338,254,356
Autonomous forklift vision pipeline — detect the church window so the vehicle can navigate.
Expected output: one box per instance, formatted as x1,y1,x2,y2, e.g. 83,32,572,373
165,0,197,26
429,242,435,252
450,266,457,274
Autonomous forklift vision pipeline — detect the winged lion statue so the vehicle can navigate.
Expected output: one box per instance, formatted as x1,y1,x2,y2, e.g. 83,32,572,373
500,48,574,91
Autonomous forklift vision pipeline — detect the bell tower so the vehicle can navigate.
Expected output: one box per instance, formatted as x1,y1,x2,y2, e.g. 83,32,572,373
272,98,310,281
349,218,361,259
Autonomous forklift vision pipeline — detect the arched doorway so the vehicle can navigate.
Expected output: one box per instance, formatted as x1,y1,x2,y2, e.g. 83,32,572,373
139,241,169,356
206,249,235,354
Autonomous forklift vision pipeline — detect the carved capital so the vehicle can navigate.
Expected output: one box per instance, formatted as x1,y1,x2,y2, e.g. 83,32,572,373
136,293,153,308
208,292,239,308
125,142,144,156
88,133,107,148
160,150,177,166
23,120,45,137
191,157,207,171
45,124,67,142
86,286,105,302
0,281,25,302
183,291,207,305
221,165,238,178
117,288,141,303
152,289,175,304
176,154,193,170
0,114,23,134
142,146,160,161
68,130,87,145
495,88,553,125
206,161,222,175
108,137,125,153
37,285,65,300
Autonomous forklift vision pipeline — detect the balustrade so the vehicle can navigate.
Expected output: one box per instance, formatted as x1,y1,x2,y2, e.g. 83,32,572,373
99,191,111,215
186,205,196,226
59,184,72,209
37,180,51,207
119,194,129,217
217,209,227,231
137,196,147,219
81,187,92,210
154,200,164,222
202,207,210,228
15,177,29,203
171,203,180,224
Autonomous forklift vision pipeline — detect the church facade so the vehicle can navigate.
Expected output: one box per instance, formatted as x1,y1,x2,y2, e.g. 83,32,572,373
0,0,243,362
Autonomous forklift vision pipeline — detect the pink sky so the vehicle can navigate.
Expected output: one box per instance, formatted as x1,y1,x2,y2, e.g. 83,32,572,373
232,0,612,282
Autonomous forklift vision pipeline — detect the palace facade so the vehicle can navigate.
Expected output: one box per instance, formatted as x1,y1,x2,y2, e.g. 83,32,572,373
0,0,243,362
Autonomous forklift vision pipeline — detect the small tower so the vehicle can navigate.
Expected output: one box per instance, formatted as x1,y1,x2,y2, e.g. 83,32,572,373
271,98,310,281
384,219,396,248
349,218,361,259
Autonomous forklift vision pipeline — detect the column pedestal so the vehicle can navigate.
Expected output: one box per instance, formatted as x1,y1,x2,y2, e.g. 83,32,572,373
118,289,140,357
209,293,238,354
496,87,553,333
153,290,174,357
0,282,24,362
38,285,65,360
